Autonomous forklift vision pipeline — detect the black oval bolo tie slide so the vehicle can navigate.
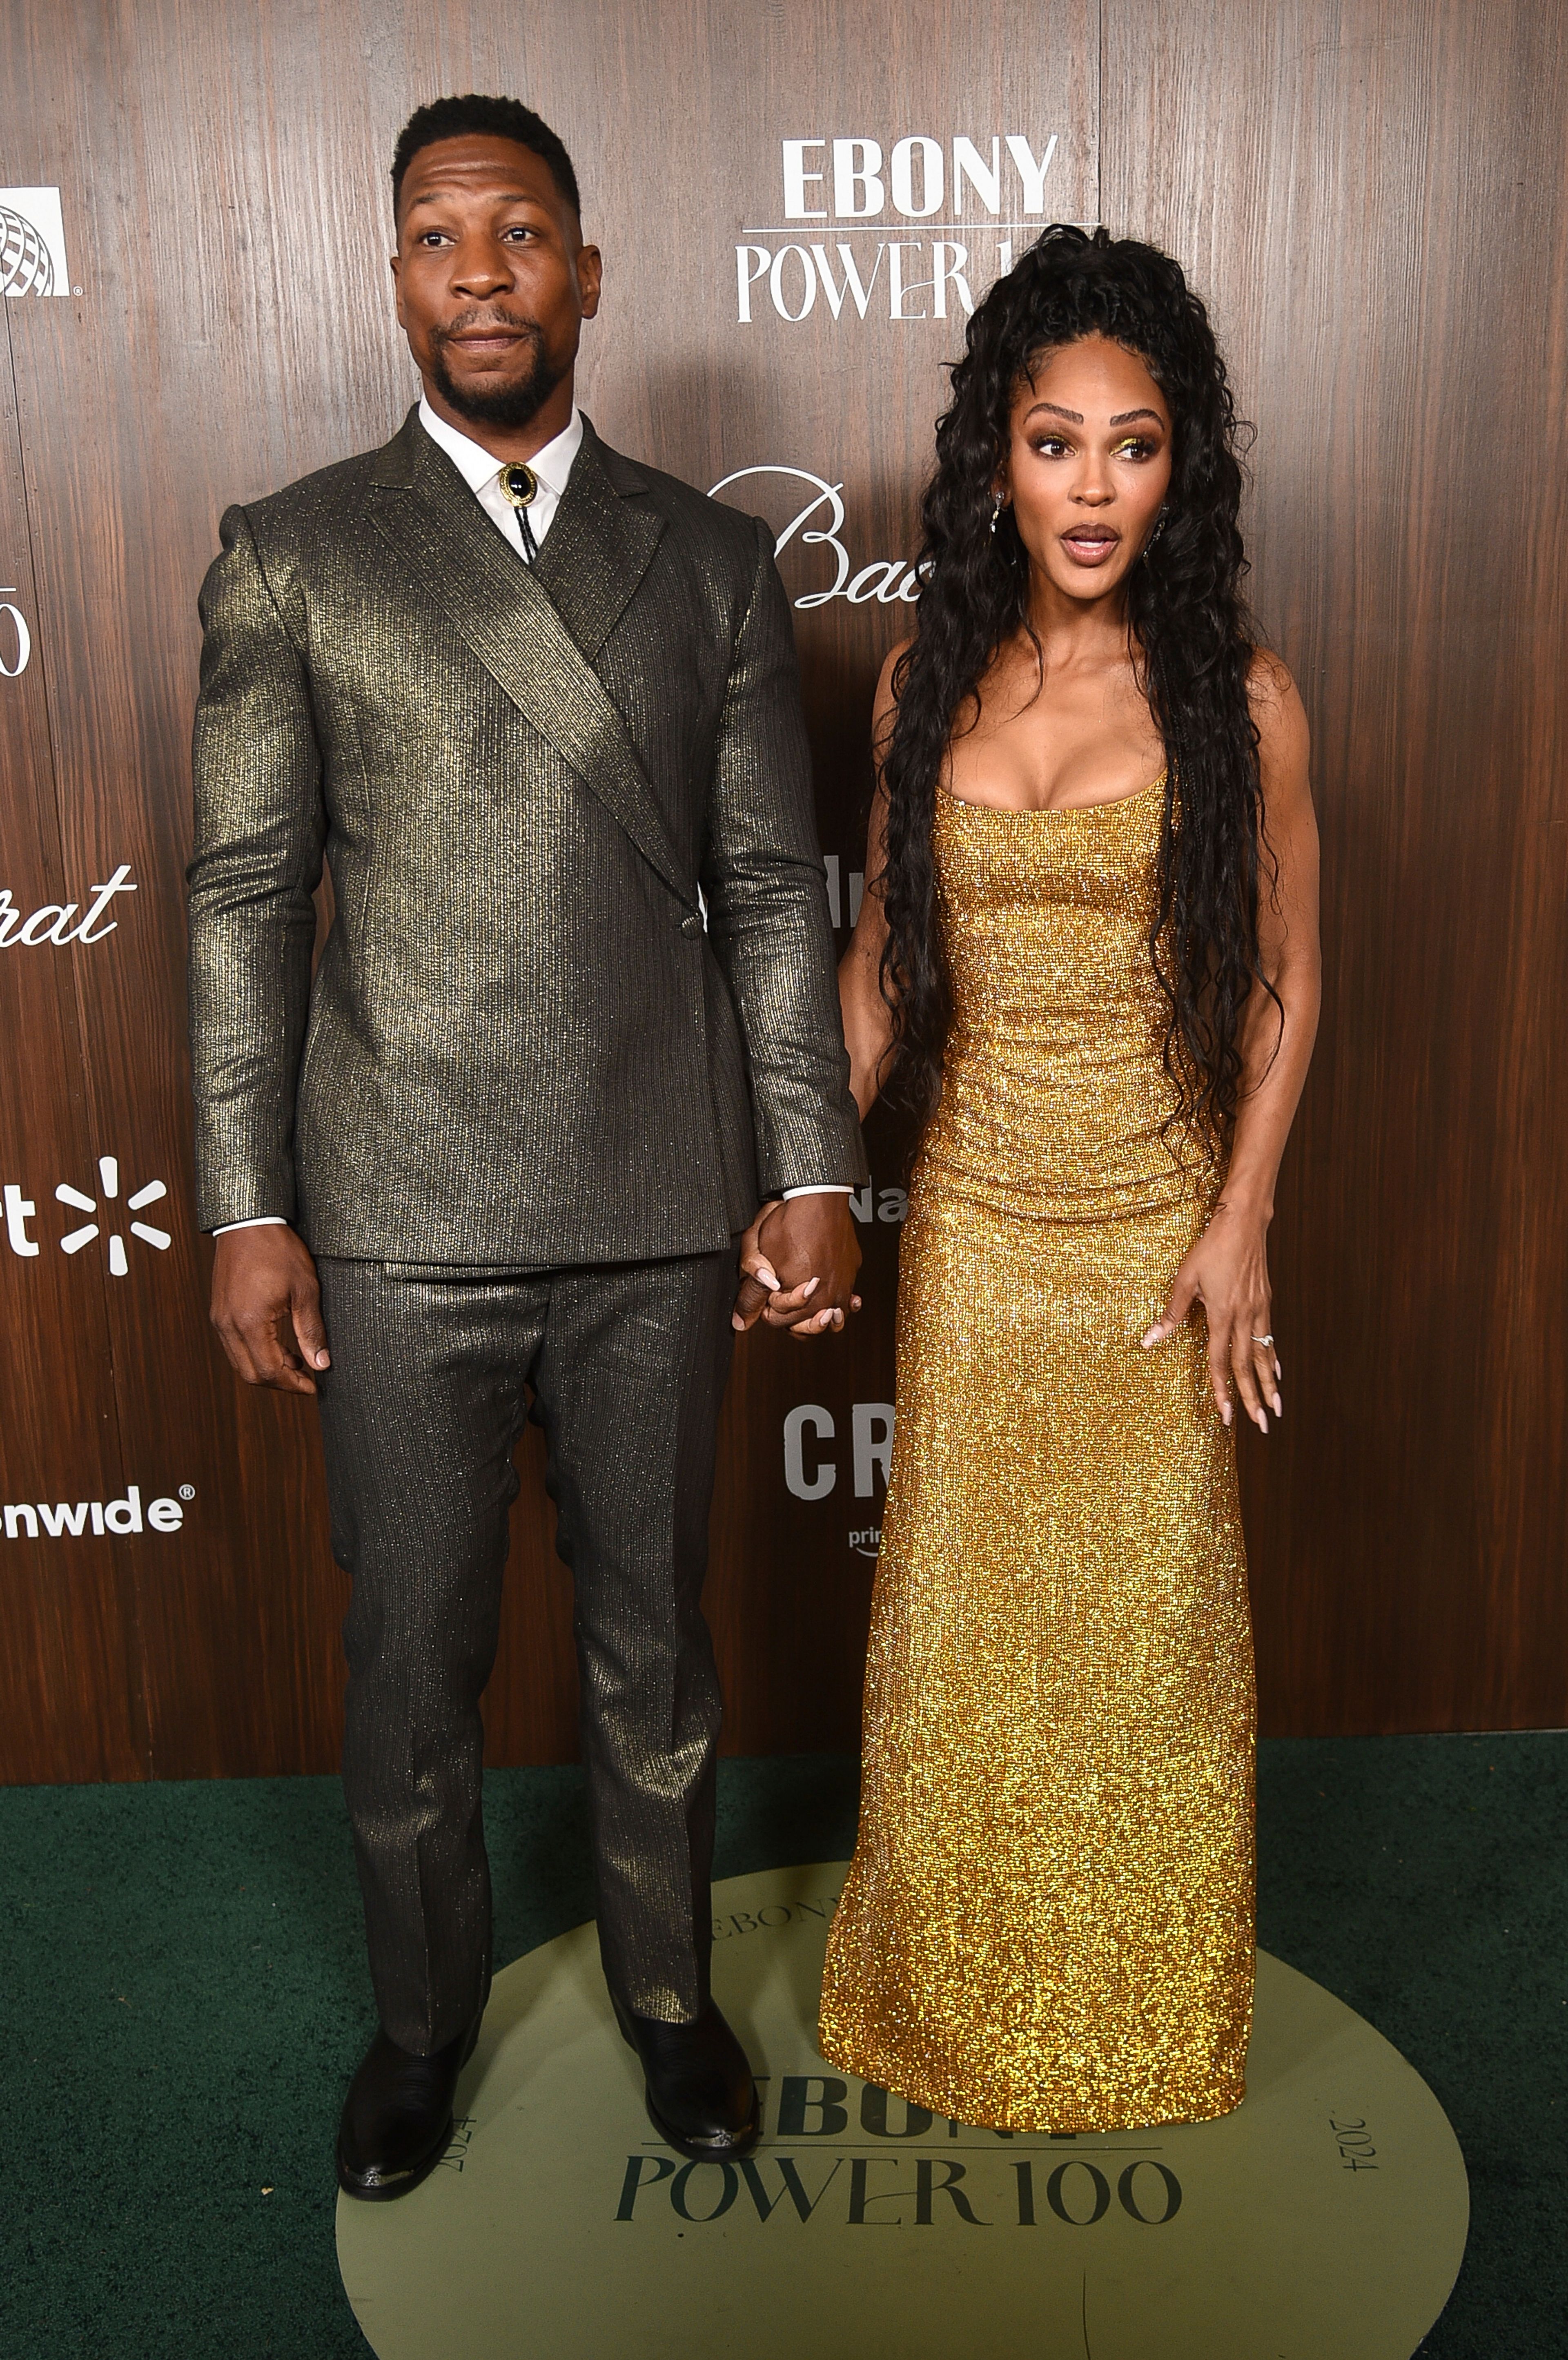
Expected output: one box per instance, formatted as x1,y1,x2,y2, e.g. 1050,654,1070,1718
497,461,540,560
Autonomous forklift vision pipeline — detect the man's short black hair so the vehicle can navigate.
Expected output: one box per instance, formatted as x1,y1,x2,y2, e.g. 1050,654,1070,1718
391,94,581,221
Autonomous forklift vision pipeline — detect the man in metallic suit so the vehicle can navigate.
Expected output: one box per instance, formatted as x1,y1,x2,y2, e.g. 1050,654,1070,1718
187,93,864,2200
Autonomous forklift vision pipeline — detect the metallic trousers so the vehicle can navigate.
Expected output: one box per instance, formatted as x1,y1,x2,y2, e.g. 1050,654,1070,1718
314,1249,735,2054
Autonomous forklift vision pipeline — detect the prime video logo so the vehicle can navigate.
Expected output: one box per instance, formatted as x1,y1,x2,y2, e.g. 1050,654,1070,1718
2,1484,191,1540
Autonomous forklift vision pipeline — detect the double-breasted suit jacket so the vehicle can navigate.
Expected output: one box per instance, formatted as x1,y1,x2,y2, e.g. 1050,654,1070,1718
187,408,865,1261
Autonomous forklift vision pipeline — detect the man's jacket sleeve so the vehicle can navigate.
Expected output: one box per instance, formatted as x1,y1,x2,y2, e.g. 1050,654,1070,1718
699,517,868,1198
186,505,325,1231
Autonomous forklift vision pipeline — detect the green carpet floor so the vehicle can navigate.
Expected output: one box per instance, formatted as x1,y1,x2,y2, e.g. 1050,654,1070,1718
2,1736,1563,2358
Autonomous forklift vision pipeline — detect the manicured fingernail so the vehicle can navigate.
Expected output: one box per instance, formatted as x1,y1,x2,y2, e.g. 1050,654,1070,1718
1140,1328,1157,1349
1272,1393,1283,1415
1221,1402,1232,1425
732,1313,745,1330
1256,1411,1269,1433
803,1277,820,1297
756,1264,779,1290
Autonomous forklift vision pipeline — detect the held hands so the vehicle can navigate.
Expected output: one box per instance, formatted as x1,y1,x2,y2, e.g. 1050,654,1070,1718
1140,1199,1285,1434
210,1224,331,1395
733,1194,863,1339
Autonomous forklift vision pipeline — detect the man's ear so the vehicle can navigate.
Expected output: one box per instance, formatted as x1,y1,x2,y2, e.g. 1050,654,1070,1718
577,242,603,320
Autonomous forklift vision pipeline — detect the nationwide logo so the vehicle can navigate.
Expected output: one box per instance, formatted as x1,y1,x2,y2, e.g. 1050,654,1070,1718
0,864,136,946
735,134,1061,324
0,188,72,299
4,1154,173,1275
2,1482,193,1541
784,1400,894,1502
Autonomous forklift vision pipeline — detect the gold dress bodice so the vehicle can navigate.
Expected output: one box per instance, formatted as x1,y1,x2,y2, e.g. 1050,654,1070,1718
818,780,1256,2134
923,778,1198,1224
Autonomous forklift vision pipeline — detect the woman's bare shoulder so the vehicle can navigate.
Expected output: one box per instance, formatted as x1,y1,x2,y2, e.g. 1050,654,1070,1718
875,634,917,708
1247,646,1310,778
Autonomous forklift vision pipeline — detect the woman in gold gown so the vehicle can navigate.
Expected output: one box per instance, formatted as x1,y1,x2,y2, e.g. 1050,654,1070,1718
803,229,1321,2131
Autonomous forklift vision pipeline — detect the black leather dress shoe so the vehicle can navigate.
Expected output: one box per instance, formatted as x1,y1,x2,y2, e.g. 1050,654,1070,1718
336,2017,480,2201
613,1995,760,2159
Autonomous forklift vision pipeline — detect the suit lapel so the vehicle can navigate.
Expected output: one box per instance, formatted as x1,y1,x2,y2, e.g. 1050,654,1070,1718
365,411,691,910
531,422,664,660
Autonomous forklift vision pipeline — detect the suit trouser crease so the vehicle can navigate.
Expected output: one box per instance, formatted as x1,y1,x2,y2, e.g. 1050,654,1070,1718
316,1250,734,2053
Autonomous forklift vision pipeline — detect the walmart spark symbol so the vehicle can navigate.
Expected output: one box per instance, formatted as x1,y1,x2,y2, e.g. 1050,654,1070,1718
56,1157,171,1276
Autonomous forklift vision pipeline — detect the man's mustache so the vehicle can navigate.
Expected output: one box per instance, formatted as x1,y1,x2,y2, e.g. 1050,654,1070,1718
430,308,543,346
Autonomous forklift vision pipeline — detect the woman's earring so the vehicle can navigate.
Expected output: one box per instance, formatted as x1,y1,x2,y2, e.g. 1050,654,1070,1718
989,491,1004,535
1147,510,1168,549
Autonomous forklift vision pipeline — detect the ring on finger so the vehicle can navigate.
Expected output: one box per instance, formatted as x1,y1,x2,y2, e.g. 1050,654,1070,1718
1250,1332,1274,1345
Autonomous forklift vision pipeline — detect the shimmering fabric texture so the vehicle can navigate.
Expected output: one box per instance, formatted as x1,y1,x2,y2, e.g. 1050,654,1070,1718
186,411,864,1261
819,781,1256,2132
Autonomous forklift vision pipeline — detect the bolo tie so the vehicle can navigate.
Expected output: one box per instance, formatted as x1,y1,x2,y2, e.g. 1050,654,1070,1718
496,460,540,562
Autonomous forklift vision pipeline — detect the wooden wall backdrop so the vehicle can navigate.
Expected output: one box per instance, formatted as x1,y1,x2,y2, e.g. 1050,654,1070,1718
0,0,1563,1783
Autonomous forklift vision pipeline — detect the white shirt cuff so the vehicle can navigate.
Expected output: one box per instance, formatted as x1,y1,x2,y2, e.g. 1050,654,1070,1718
780,1185,856,1199
212,1215,289,1234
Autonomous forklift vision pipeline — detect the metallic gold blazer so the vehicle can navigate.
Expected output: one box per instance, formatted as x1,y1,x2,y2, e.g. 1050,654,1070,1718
187,410,865,1266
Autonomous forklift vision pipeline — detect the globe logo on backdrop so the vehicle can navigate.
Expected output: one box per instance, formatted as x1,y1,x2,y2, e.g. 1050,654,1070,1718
0,208,53,296
0,189,71,299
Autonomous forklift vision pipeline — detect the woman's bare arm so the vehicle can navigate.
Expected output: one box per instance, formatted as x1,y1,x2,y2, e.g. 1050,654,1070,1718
839,642,908,1118
1142,652,1321,1433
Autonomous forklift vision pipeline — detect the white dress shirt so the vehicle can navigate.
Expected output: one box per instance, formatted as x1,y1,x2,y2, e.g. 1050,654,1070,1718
415,395,583,557
214,400,848,1230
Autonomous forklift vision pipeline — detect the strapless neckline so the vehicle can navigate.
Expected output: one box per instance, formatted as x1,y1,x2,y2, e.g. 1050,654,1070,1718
940,768,1167,819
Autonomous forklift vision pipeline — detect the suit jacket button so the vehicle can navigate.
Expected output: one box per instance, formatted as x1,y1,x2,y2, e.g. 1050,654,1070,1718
679,913,703,935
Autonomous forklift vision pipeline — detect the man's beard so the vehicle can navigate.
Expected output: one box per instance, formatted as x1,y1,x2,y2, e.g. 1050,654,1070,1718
427,313,564,431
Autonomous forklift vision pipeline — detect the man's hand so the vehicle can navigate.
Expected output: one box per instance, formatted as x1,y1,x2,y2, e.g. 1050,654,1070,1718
210,1225,331,1395
732,1194,862,1339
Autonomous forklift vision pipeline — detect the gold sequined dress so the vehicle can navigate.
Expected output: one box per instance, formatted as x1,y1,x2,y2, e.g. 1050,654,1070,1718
818,778,1255,2131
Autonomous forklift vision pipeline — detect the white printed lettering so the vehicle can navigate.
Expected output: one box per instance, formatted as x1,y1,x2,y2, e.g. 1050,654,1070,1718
891,136,943,218
784,1405,836,1501
781,139,828,219
735,245,771,323
810,243,884,319
832,139,884,219
1005,132,1059,213
952,136,1002,214
4,1184,38,1256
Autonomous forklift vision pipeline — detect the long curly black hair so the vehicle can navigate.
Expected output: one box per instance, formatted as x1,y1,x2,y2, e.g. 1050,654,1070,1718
877,224,1276,1159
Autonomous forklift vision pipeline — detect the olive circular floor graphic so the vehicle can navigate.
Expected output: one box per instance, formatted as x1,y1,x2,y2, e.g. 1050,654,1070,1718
338,1863,1468,2360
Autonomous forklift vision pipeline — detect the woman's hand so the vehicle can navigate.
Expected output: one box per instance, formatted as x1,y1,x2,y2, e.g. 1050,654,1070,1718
1140,1201,1285,1433
732,1197,863,1338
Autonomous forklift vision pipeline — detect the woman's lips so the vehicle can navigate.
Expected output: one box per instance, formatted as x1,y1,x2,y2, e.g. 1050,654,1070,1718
1061,530,1121,567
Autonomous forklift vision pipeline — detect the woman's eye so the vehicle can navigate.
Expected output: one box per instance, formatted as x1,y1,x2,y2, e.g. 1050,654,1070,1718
1033,437,1071,458
1113,438,1157,460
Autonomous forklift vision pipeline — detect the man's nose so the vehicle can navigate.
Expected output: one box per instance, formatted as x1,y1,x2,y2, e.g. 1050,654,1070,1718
450,236,513,298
